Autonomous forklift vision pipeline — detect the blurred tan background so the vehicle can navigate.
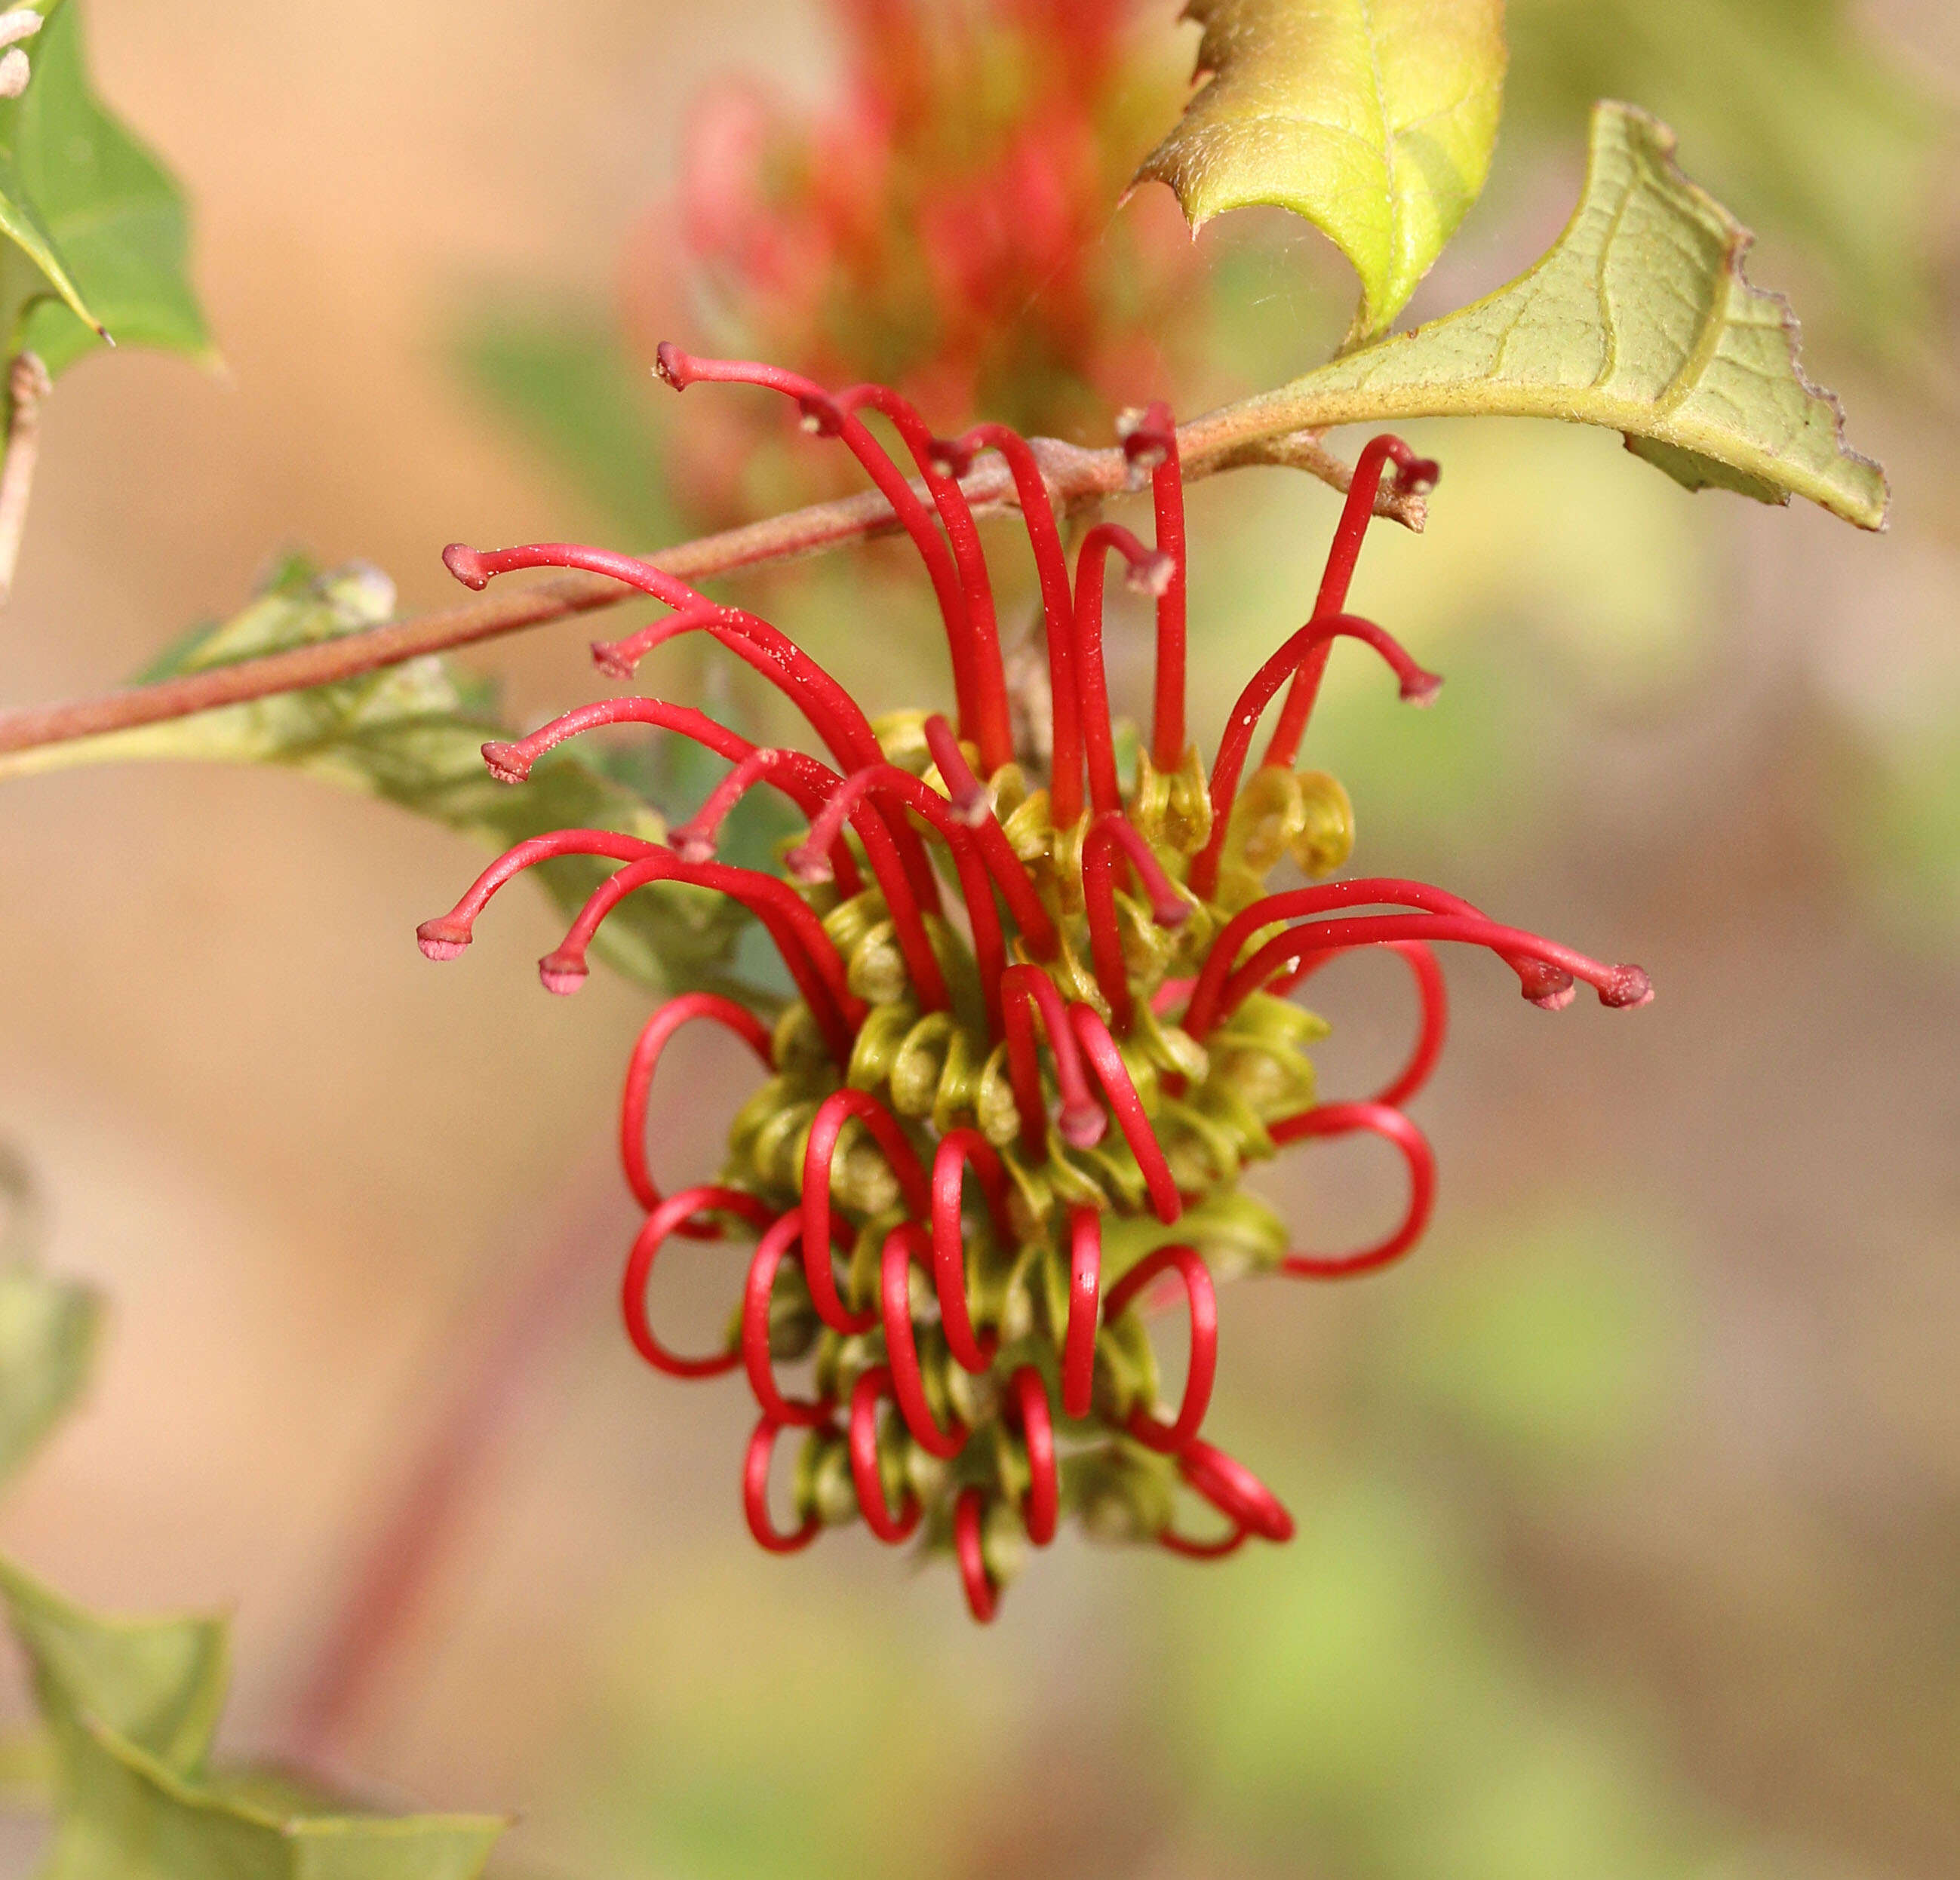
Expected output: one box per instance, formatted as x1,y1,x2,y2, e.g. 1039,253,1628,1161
2,2,1958,1876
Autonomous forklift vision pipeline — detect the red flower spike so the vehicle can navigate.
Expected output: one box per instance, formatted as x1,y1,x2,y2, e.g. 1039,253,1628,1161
837,382,1014,774
1187,879,1556,1040
419,362,1652,1620
655,349,1002,761
920,715,1060,958
544,849,862,1060
1269,1102,1438,1278
1070,1003,1182,1224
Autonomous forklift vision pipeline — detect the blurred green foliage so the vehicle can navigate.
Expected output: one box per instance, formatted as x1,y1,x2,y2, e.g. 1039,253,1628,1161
0,0,212,379
1507,0,1939,344
0,1148,507,1876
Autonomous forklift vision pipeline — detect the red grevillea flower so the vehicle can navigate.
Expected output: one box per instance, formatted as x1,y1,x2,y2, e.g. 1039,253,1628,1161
626,0,1194,527
419,350,1651,1621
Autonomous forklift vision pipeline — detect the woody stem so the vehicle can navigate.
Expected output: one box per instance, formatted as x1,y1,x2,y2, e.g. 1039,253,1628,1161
0,401,1426,761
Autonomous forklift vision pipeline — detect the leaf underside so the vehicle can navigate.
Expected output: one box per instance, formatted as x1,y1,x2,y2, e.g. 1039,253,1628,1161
1267,100,1888,528
1135,0,1507,340
0,558,788,1003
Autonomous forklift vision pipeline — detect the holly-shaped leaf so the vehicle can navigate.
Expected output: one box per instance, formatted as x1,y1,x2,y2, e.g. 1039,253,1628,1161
0,1556,505,1879
1250,102,1888,529
1135,0,1507,342
0,1143,100,1486
0,558,791,1003
0,0,211,375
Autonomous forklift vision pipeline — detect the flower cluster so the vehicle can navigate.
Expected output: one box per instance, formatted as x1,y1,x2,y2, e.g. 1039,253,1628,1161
628,0,1196,525
419,350,1651,1620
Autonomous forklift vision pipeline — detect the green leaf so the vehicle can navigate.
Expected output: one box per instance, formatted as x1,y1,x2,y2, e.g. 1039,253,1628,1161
0,0,212,376
0,559,785,1003
1257,101,1888,529
0,1556,228,1777
1135,0,1507,341
0,1556,506,1879
0,1143,100,1485
0,1264,100,1485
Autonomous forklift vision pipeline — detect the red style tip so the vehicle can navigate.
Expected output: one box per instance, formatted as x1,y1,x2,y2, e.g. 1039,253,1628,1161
797,396,843,438
416,917,472,961
1058,1103,1109,1150
667,831,716,865
481,740,531,785
1602,965,1654,1009
653,341,693,390
1400,669,1444,707
589,638,638,680
442,543,490,591
1117,407,1174,475
1392,451,1441,496
1516,960,1576,1009
1126,550,1178,600
785,841,834,885
928,438,975,479
538,949,589,996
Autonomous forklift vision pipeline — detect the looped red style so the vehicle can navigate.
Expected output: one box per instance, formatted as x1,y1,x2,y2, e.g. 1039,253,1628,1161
1269,1101,1438,1276
1011,1367,1059,1546
880,1224,970,1458
620,994,775,1224
741,1213,836,1427
1069,1004,1182,1223
802,1089,932,1334
1102,1245,1218,1451
954,1487,999,1623
1159,1437,1294,1557
931,1130,1009,1372
418,365,1654,1617
1262,938,1448,1109
744,1414,825,1554
622,1184,775,1377
849,1366,923,1544
1063,1205,1102,1418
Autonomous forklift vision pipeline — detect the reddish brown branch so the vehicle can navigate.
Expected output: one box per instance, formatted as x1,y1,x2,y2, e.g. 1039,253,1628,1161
0,408,1425,760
